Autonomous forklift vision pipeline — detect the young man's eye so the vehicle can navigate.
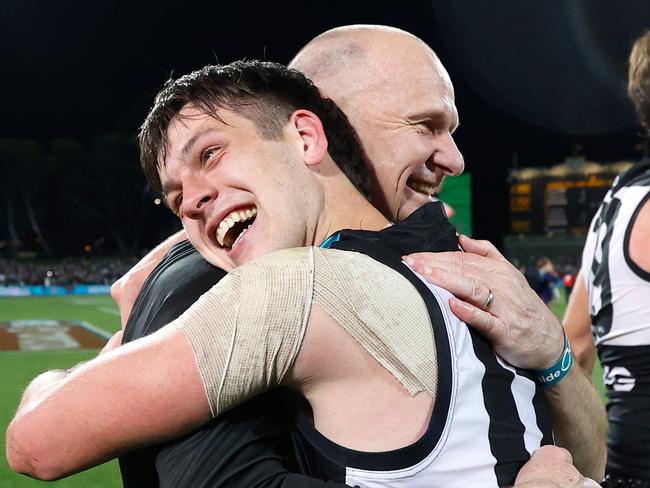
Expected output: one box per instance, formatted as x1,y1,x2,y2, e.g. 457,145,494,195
201,146,220,164
167,194,182,215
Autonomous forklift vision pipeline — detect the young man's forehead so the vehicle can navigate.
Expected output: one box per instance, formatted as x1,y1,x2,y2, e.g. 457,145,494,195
163,107,241,152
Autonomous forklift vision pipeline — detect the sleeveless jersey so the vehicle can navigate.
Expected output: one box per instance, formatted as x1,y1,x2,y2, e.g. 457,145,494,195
292,203,553,488
581,158,650,478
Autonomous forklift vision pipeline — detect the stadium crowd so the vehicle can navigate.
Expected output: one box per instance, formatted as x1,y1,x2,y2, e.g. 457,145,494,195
0,257,138,287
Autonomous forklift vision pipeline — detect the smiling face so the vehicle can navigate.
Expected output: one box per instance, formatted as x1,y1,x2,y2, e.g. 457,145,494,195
293,32,465,222
158,104,325,269
349,47,464,221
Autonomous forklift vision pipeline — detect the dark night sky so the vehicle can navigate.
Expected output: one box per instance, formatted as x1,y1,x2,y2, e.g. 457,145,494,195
2,0,649,246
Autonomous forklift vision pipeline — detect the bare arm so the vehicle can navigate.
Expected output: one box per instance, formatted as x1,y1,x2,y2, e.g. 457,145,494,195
7,249,311,481
562,271,596,373
6,326,211,480
405,235,607,480
111,230,187,327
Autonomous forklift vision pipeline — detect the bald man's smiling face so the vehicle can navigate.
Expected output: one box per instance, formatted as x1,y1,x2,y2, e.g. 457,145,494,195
294,35,465,222
348,46,464,221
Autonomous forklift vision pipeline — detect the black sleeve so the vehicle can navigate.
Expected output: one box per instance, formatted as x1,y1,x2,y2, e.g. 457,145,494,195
155,390,351,488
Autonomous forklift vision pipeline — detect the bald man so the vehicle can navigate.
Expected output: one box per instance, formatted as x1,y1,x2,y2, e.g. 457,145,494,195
291,26,604,479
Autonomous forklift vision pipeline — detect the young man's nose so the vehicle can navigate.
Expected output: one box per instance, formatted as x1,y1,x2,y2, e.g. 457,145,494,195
181,186,215,220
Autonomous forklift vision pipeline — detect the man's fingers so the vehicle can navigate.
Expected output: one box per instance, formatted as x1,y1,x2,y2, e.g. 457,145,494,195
406,250,505,278
410,263,493,309
458,235,508,263
449,297,506,343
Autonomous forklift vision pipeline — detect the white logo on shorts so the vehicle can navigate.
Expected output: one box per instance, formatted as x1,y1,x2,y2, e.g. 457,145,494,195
603,366,636,392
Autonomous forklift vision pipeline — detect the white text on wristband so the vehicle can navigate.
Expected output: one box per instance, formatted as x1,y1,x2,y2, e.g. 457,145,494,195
534,335,574,387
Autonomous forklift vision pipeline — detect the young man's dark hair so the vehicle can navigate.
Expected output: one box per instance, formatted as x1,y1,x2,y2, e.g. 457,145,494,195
139,60,371,199
628,30,650,135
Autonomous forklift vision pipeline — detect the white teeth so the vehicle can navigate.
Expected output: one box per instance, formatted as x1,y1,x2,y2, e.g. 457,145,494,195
408,180,435,196
215,207,257,247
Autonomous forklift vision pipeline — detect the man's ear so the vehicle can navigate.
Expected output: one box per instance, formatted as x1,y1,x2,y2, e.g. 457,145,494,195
290,110,328,167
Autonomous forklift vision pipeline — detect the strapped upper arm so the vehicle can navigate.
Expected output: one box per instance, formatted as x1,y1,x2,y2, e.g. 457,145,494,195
173,247,314,417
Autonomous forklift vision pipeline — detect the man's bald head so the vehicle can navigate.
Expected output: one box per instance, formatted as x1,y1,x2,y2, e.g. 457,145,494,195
290,25,464,221
289,25,444,111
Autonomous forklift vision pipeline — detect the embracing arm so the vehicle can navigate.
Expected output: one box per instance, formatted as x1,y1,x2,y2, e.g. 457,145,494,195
7,249,312,481
6,326,210,480
405,235,607,480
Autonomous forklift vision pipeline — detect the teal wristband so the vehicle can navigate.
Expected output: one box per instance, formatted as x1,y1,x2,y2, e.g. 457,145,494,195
534,335,574,387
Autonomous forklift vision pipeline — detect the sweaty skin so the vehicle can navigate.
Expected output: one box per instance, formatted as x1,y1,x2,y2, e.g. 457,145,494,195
562,272,596,373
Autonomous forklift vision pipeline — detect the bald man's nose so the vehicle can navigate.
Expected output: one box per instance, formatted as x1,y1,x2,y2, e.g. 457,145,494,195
433,133,464,176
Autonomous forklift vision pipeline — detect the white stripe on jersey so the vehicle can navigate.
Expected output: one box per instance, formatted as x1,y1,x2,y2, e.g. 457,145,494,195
344,269,543,488
496,356,547,453
582,184,650,346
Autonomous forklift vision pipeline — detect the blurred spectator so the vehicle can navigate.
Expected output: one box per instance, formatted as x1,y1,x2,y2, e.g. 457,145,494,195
0,257,137,287
524,256,559,305
562,272,576,298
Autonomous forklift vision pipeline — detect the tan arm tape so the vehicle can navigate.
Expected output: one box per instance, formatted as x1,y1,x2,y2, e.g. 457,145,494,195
170,247,314,417
172,246,436,418
312,248,437,397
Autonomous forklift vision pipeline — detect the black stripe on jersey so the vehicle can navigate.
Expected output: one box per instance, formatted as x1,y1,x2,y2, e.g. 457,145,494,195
591,197,622,338
470,332,529,487
123,240,226,343
623,190,650,282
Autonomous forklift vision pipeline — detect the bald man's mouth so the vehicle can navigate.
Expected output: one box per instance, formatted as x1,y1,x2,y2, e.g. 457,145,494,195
406,177,435,197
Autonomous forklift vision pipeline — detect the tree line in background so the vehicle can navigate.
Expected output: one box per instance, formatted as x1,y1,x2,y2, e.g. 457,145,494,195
0,134,179,259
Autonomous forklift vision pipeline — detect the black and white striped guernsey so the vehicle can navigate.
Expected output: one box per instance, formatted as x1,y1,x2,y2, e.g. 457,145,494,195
581,158,650,479
291,202,553,488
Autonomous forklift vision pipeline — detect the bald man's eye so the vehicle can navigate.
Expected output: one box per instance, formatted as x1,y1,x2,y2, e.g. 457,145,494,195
414,121,434,134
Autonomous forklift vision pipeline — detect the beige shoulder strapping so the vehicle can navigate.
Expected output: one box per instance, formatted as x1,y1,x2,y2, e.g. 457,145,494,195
172,247,436,418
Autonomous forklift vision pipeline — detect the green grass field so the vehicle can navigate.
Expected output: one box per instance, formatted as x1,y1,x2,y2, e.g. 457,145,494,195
1,295,122,488
1,292,606,487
